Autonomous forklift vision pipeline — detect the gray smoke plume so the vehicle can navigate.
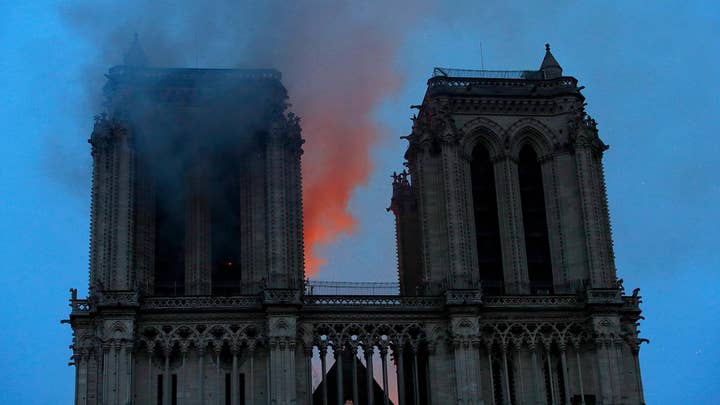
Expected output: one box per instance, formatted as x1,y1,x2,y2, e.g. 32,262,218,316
57,0,430,274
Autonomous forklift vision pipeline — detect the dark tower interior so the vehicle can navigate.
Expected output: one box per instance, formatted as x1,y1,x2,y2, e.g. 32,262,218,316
471,144,504,294
518,145,554,294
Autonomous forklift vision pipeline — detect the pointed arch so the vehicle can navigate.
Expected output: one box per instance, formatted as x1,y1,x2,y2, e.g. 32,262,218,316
460,116,504,159
506,118,556,160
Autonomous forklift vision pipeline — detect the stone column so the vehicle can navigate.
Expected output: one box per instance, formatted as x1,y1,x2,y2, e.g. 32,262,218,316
545,343,556,405
266,115,304,290
530,343,542,404
439,136,477,289
540,155,567,291
198,347,206,404
164,349,171,405
514,343,525,404
396,345,406,405
185,161,211,295
559,343,571,405
486,344,495,405
594,339,612,404
365,346,375,405
304,347,313,405
573,342,586,405
412,347,420,405
493,154,529,294
88,117,136,291
320,345,328,405
268,315,298,404
502,345,512,404
380,346,390,405
574,135,614,288
120,343,133,405
232,347,240,405
249,345,256,405
76,353,88,405
351,345,359,405
335,345,344,405
451,316,482,405
215,348,221,405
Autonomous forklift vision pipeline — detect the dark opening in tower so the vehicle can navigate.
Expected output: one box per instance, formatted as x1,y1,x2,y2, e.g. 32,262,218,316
211,152,243,295
471,144,504,294
154,173,185,296
518,144,554,294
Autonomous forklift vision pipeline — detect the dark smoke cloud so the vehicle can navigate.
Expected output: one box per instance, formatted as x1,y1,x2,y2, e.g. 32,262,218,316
58,0,430,275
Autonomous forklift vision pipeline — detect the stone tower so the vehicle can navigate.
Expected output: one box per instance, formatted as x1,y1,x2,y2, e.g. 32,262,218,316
66,43,646,405
389,44,646,404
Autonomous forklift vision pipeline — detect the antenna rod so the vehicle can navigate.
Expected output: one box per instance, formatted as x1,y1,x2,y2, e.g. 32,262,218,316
480,41,485,70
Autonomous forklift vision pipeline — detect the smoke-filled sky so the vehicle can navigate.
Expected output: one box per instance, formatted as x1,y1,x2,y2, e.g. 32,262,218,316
0,1,718,403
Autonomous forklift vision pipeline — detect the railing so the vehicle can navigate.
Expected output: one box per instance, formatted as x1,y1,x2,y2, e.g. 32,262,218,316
483,295,579,307
143,295,261,310
303,295,443,308
433,67,544,80
305,280,400,296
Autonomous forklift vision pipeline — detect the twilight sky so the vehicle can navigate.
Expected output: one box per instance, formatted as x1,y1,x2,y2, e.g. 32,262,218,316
1,1,718,403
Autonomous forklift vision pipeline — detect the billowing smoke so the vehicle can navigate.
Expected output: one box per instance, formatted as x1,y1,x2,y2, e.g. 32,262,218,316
59,1,427,276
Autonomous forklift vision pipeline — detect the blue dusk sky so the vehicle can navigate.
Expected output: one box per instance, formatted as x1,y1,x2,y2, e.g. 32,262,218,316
0,1,718,403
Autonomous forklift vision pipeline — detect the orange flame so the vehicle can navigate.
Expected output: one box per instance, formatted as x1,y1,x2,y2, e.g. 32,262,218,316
286,31,403,277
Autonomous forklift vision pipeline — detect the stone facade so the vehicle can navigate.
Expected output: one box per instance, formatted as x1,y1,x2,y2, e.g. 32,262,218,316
65,44,646,404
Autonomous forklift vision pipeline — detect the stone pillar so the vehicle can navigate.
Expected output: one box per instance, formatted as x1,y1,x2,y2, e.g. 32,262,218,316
594,339,612,404
266,115,304,290
119,343,133,405
540,155,567,291
365,346,375,405
76,353,88,405
439,136,477,289
502,345,512,405
232,348,240,405
351,345,359,405
380,346,390,405
574,134,614,288
530,343,542,404
545,343,556,405
320,345,328,405
559,344,571,405
513,343,525,404
396,345,406,405
249,345,256,405
451,316,482,405
163,349,171,405
335,345,344,405
198,348,205,404
185,161,211,295
268,314,298,404
88,116,136,292
493,154,529,294
411,348,420,405
409,146,448,294
573,342,586,405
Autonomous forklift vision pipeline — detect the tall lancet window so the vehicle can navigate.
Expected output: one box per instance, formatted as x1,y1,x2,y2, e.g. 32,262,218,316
471,144,504,294
211,154,243,296
154,174,186,296
518,145,553,294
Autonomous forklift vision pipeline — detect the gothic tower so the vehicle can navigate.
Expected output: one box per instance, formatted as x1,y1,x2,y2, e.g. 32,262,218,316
389,45,646,404
66,39,307,405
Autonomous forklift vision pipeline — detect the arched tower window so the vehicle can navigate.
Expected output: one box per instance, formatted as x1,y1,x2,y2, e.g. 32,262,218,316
154,174,186,296
210,153,243,296
518,144,553,294
471,143,504,294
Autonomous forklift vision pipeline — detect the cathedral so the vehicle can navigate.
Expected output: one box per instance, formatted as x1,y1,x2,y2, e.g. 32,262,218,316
65,40,647,404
